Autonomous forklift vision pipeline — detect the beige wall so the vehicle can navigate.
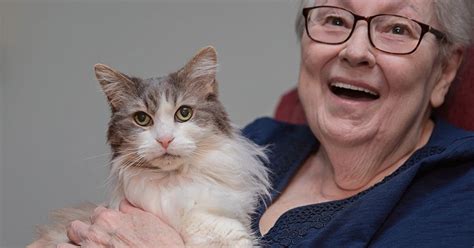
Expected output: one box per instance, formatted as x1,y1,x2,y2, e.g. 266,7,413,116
0,1,300,247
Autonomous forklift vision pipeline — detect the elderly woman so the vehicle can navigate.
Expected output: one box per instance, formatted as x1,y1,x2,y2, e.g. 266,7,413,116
62,0,474,247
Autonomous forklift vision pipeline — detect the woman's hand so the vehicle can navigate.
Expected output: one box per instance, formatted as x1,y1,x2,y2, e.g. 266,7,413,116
57,200,185,248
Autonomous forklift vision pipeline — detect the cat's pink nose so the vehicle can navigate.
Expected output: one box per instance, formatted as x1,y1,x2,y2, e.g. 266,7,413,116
157,137,174,149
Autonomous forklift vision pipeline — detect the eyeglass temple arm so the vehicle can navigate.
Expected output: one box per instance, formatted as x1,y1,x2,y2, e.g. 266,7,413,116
429,27,447,40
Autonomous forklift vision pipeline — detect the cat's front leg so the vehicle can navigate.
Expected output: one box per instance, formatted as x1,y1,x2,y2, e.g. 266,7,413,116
180,210,256,248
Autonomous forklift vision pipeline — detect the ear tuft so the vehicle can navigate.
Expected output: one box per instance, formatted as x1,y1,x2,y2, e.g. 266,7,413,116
93,63,138,111
177,46,219,97
195,46,217,64
94,63,123,86
183,46,218,81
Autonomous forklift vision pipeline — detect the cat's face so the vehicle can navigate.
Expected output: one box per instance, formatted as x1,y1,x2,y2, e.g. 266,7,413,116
95,47,231,171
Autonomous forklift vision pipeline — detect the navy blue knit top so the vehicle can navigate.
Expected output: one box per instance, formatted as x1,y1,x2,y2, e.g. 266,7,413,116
243,117,474,248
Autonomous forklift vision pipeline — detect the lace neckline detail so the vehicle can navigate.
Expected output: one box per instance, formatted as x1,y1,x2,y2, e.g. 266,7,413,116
255,145,445,247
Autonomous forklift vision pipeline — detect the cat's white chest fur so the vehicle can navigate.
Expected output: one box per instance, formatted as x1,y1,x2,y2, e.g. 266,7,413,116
118,169,242,228
107,136,270,247
121,170,197,226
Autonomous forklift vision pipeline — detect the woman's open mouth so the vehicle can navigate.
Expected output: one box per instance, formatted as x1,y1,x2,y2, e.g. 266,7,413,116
330,82,380,101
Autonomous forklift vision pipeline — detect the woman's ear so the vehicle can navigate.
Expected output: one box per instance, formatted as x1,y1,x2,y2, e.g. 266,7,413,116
430,47,464,108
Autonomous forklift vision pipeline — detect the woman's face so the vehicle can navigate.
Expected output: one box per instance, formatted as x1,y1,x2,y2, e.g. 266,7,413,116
298,0,456,146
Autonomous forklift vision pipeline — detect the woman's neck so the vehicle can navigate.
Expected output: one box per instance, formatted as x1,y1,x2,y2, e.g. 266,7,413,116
310,119,434,199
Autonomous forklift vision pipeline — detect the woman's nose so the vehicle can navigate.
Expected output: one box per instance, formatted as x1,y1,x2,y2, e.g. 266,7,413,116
338,22,376,67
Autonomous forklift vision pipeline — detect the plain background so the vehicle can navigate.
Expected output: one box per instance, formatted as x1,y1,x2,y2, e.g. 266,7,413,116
0,0,301,247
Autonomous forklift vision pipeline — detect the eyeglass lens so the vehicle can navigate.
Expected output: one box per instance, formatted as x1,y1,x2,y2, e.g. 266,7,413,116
306,6,424,54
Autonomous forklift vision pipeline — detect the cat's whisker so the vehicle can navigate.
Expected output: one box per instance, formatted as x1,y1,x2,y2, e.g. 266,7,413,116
119,160,138,174
118,148,143,154
106,153,144,182
118,151,142,159
120,154,147,172
112,149,145,161
82,152,113,161
132,158,149,170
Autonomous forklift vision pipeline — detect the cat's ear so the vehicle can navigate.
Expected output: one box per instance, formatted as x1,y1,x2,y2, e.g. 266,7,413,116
94,64,138,111
179,46,218,95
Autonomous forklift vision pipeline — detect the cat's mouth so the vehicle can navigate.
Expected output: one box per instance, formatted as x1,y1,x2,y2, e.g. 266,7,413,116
160,153,181,161
146,153,184,171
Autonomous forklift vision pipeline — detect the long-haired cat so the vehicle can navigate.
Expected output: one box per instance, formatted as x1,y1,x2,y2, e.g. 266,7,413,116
29,46,270,247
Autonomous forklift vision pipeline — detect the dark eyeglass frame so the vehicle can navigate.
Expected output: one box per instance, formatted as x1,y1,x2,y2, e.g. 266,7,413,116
302,5,447,55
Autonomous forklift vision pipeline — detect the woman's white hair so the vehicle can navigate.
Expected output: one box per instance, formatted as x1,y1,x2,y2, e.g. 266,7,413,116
295,0,474,48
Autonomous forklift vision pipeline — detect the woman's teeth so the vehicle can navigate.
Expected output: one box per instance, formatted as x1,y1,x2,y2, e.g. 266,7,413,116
330,82,380,100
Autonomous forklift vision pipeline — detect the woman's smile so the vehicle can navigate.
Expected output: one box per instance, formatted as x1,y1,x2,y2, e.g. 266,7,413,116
329,80,380,101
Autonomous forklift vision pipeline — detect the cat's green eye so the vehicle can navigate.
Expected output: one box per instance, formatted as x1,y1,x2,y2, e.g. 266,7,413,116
133,111,153,126
175,106,193,122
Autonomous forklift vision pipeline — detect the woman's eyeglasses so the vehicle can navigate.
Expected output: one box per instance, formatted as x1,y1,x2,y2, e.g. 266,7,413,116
302,6,447,55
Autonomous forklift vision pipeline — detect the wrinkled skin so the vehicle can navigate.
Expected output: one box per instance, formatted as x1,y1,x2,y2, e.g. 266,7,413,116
58,200,185,248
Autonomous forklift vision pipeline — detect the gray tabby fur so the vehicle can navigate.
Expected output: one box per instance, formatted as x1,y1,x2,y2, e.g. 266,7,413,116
28,46,271,248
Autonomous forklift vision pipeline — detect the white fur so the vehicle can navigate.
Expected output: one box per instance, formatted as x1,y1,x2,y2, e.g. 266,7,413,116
109,130,270,247
105,95,270,247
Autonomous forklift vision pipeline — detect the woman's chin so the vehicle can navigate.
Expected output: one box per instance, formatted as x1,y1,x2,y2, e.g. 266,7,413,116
313,115,380,147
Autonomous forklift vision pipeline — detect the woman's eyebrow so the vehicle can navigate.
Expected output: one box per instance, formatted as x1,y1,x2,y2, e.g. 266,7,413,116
332,0,421,17
380,2,423,17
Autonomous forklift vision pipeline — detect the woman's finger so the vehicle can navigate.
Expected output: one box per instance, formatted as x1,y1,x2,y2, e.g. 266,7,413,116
66,220,90,244
66,220,111,245
119,199,144,214
90,205,108,222
57,243,80,248
91,207,121,230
